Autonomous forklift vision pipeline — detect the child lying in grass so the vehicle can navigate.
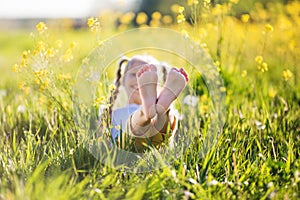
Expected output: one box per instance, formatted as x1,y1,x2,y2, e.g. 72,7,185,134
102,55,188,152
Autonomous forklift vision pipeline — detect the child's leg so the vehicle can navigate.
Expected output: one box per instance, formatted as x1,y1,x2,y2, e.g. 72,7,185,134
152,109,170,134
129,109,172,152
132,66,188,136
136,64,157,119
156,68,188,115
129,64,158,137
129,66,188,151
129,65,159,151
150,110,171,147
129,108,158,152
130,108,152,136
152,68,188,137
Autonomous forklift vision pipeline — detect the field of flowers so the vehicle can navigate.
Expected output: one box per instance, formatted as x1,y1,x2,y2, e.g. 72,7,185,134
0,1,299,199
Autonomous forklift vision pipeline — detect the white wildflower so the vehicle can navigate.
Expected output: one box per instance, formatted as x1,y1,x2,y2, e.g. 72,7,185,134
183,95,199,107
207,179,219,186
188,178,198,185
17,105,26,113
255,120,265,130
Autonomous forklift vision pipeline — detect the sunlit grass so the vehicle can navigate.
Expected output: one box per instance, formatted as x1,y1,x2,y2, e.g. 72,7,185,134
0,1,299,199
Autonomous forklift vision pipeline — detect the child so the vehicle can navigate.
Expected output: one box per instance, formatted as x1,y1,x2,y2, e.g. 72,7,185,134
103,55,189,152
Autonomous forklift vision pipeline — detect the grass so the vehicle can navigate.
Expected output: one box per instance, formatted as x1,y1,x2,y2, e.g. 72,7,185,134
0,1,300,199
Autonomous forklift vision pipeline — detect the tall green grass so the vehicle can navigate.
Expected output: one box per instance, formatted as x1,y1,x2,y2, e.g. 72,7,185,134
0,1,299,199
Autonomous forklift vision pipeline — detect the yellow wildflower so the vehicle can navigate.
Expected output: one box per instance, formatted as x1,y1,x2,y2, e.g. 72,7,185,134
22,50,30,59
12,64,19,73
200,105,208,115
214,60,220,67
171,4,181,13
241,70,247,77
268,87,277,98
40,79,50,91
18,82,30,94
94,96,106,105
136,12,148,25
162,15,173,25
258,62,268,72
177,14,186,23
34,77,40,85
62,101,69,110
87,17,96,27
152,11,162,20
200,94,208,102
20,59,28,68
282,69,293,81
119,12,135,25
108,84,116,91
37,41,46,53
62,49,73,62
36,22,48,33
261,62,268,71
265,24,274,32
241,14,250,23
46,48,55,58
70,41,78,49
18,82,26,90
203,0,211,8
87,17,100,32
34,69,49,77
219,86,226,92
58,73,72,80
255,55,263,64
178,6,185,14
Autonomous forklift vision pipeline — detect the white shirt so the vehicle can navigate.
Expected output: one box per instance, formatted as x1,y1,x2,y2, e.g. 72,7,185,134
110,104,141,140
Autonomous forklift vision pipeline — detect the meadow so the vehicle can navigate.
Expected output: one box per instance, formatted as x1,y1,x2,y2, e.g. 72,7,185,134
0,1,299,199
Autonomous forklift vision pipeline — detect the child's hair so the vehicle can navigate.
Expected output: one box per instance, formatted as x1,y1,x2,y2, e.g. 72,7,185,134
105,55,169,124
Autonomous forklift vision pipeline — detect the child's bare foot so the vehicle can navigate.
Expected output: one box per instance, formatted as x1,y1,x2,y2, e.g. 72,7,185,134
137,64,158,119
156,67,188,114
